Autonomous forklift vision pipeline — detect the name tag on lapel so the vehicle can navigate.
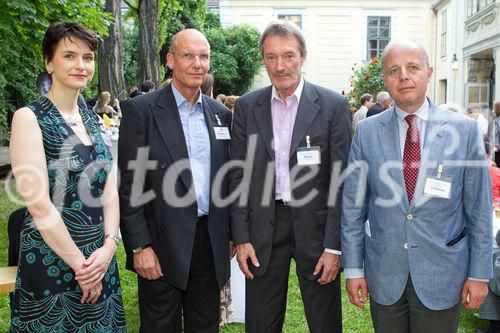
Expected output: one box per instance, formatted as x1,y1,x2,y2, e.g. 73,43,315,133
423,176,452,199
214,126,231,140
297,146,321,166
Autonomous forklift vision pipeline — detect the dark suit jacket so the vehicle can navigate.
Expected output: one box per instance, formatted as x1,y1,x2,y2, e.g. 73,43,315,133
366,102,385,117
118,84,232,290
229,81,351,279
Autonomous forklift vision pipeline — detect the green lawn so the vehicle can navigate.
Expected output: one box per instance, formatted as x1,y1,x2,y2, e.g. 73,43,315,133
0,179,490,332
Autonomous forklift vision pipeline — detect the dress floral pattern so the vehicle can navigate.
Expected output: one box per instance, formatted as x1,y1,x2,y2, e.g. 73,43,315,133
10,96,126,332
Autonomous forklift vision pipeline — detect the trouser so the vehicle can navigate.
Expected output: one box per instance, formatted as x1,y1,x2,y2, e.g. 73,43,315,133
245,202,342,333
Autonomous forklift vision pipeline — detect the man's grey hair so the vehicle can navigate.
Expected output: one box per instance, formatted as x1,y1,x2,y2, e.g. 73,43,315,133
381,40,430,72
377,91,391,103
259,21,307,57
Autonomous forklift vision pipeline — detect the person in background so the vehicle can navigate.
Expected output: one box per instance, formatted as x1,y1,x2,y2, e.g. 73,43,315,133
366,91,391,117
35,72,52,97
224,95,238,112
493,101,500,167
140,80,156,93
93,91,115,119
216,93,227,105
201,73,214,97
128,86,140,98
9,21,125,332
479,140,500,333
110,97,122,125
352,93,374,131
467,105,488,137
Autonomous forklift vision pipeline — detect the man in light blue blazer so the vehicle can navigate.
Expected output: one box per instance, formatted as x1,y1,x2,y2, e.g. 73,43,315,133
341,40,493,332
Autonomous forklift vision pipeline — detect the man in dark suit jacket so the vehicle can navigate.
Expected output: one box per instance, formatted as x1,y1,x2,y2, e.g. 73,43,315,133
366,91,392,117
229,21,351,333
118,29,232,333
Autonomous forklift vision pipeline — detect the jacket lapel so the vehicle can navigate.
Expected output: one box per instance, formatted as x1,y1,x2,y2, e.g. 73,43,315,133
290,81,320,155
253,87,275,159
201,97,223,206
413,101,449,208
150,85,193,192
377,108,410,209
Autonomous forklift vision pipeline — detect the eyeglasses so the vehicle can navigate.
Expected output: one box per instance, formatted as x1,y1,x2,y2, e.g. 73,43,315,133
171,52,210,62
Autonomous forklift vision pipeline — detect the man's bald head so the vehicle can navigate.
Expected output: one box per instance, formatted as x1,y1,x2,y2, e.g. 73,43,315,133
381,40,429,73
169,29,210,53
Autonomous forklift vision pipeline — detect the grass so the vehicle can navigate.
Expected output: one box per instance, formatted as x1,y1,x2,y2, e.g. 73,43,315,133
0,178,491,332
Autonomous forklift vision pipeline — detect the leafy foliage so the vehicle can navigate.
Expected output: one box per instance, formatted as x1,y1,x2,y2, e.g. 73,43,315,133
159,0,208,77
348,57,386,109
0,0,112,139
122,23,139,88
206,24,261,96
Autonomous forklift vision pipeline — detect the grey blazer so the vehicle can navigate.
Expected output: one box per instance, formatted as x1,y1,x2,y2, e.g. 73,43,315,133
341,101,493,310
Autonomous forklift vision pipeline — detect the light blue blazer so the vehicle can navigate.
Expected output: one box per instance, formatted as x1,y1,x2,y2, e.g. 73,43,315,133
341,100,493,310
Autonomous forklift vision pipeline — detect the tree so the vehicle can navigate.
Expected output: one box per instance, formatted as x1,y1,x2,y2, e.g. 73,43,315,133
206,24,261,96
120,1,261,96
0,0,111,141
138,0,161,86
348,57,386,109
158,0,208,78
99,0,126,99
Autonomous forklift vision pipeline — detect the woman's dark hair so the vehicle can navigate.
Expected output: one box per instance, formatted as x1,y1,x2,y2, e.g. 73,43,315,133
42,22,98,61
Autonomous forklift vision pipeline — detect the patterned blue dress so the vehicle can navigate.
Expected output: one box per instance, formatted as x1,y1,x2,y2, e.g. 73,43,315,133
10,96,126,332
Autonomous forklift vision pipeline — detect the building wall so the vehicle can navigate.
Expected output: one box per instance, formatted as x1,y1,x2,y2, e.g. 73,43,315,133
219,0,436,98
433,0,500,112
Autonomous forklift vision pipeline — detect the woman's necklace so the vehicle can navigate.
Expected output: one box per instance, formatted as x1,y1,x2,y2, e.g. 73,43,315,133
60,113,78,127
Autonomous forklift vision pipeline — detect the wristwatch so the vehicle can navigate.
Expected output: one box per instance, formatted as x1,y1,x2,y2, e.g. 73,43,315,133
132,245,150,254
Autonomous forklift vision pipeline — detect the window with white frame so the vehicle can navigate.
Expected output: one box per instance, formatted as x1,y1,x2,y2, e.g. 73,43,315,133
367,16,391,59
467,0,496,17
440,10,447,58
277,14,302,29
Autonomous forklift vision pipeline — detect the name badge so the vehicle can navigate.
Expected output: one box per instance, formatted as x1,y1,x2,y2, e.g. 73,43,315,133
424,176,452,199
297,146,321,166
214,126,231,140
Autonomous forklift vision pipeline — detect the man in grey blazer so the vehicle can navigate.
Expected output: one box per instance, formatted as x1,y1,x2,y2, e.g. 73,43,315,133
229,21,351,332
341,40,493,332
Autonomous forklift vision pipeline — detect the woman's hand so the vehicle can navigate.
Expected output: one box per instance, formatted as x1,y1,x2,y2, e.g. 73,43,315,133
79,281,103,304
75,240,116,286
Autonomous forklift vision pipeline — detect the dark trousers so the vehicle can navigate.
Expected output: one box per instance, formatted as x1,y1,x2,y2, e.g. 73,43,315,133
138,218,220,333
370,276,461,333
245,203,342,333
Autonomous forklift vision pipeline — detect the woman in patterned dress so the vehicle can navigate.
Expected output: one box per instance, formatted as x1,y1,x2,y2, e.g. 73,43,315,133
9,22,126,332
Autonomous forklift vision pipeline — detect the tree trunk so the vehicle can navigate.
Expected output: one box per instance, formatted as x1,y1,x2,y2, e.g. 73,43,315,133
98,0,126,99
138,0,160,87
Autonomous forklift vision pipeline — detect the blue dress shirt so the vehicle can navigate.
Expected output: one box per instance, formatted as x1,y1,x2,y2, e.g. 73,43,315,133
171,84,211,216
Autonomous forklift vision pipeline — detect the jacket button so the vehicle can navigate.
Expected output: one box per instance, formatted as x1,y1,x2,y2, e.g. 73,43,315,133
406,213,413,220
404,243,408,249
160,163,167,169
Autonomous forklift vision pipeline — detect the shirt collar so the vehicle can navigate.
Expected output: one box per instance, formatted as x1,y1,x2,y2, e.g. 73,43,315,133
171,82,203,109
271,76,305,104
395,98,429,123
